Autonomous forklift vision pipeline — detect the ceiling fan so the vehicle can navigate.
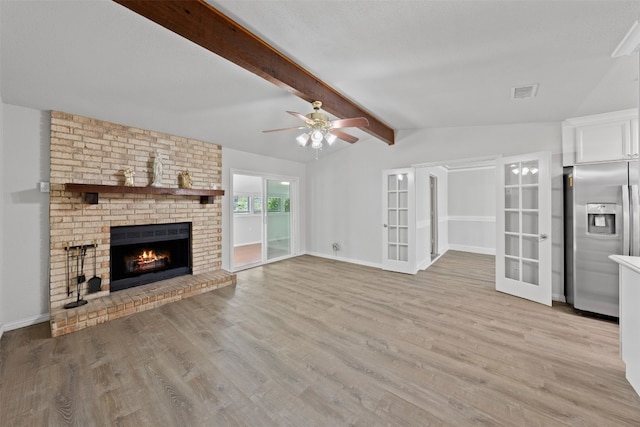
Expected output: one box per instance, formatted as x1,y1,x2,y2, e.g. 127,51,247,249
262,101,370,150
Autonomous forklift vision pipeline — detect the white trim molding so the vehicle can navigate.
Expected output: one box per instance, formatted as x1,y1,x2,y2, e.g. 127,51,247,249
448,244,496,255
305,252,382,269
612,21,640,57
2,313,50,334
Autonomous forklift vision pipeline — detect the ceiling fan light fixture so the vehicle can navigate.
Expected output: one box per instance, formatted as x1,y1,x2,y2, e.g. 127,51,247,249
311,130,323,143
296,132,310,147
264,101,369,157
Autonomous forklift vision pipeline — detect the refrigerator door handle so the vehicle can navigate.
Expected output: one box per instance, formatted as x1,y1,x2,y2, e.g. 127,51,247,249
623,185,631,256
632,184,640,256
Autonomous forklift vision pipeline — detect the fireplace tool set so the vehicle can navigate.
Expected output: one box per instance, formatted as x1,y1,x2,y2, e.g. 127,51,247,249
64,241,101,309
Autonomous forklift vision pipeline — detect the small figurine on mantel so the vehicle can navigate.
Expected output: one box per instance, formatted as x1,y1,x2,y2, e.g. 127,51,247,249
151,151,163,187
123,168,135,187
179,171,192,189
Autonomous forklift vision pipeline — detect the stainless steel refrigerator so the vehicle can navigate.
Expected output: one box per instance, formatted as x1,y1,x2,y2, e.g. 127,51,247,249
564,161,639,318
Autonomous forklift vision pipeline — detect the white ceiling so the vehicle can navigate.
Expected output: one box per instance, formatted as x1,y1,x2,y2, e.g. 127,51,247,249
2,0,639,163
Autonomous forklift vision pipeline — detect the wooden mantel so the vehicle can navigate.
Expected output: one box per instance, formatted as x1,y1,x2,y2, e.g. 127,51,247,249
65,183,224,205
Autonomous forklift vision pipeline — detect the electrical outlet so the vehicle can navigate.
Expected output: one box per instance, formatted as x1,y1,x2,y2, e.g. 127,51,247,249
39,182,50,193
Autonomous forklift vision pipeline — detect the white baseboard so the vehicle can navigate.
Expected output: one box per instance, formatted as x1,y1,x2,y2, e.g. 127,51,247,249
448,244,496,255
305,251,382,269
3,313,50,333
233,241,261,248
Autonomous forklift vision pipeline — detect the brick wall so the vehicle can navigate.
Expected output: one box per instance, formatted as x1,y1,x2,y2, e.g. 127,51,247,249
49,111,223,310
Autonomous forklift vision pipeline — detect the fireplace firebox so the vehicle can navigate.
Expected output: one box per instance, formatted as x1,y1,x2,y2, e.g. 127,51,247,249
110,222,191,292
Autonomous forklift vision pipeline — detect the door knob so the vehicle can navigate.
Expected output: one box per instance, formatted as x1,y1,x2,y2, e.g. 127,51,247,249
383,224,388,228
539,233,548,241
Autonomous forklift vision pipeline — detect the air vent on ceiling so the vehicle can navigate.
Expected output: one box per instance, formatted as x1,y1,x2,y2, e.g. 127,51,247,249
511,84,539,100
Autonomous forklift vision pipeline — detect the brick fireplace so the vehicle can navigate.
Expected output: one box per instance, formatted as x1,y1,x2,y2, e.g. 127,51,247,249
48,112,235,336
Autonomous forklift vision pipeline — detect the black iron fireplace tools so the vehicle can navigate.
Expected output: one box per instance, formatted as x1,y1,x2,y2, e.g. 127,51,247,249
64,244,89,309
87,241,102,293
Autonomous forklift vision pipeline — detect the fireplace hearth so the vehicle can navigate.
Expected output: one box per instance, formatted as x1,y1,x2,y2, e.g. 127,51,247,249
110,222,192,292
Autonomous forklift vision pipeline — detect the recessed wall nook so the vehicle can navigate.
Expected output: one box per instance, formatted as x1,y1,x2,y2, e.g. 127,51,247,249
48,111,235,337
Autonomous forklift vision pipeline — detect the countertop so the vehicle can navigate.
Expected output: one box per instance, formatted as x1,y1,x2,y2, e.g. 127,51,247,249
609,255,640,275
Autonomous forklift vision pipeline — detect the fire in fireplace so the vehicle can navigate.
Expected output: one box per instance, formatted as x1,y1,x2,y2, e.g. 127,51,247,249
126,249,170,273
110,222,191,292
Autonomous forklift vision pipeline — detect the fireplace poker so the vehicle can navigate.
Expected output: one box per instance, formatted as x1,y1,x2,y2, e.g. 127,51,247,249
64,246,88,309
66,242,71,297
78,246,86,284
75,247,79,295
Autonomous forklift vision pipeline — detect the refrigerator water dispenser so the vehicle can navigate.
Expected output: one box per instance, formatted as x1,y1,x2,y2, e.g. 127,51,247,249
586,203,616,235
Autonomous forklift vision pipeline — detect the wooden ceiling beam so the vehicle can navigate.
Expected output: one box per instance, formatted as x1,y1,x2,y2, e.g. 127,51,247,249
113,0,395,145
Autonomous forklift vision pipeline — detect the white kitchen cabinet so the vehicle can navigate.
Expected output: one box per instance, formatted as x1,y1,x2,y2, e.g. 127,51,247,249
562,109,639,166
609,255,640,397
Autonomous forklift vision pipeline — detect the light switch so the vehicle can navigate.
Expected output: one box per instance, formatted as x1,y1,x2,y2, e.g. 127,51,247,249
39,182,50,193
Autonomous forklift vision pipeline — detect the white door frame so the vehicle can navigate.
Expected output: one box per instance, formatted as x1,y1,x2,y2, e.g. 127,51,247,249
229,169,299,271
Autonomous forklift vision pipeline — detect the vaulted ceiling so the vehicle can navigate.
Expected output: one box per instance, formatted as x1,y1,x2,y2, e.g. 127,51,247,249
2,0,639,163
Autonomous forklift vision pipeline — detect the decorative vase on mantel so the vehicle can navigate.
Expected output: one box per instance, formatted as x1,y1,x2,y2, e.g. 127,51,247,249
151,152,163,187
179,171,192,189
123,168,135,187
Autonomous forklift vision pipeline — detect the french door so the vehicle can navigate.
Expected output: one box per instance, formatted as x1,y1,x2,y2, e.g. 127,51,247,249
382,168,416,274
496,152,552,305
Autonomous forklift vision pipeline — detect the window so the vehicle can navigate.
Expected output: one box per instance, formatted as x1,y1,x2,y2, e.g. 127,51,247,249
253,196,262,214
233,195,250,213
267,197,282,212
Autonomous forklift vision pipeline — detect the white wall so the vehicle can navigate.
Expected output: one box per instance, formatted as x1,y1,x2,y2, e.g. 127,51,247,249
447,167,496,254
2,104,51,329
306,122,564,299
222,147,306,271
0,2,4,340
0,99,5,340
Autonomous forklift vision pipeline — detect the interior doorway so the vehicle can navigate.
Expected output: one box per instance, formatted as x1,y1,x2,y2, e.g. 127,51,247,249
430,174,439,260
231,172,296,270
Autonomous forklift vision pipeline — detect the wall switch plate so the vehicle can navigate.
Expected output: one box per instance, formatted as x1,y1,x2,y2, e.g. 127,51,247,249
39,182,50,193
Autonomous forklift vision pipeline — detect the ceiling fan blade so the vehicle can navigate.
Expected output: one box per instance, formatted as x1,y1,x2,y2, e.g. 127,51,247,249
286,111,312,123
331,117,369,129
330,129,359,144
262,126,306,133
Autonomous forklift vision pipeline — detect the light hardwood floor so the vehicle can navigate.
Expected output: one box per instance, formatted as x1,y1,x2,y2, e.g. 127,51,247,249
233,243,262,268
1,251,640,426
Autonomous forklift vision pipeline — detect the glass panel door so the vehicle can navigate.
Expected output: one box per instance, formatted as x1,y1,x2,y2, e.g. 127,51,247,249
503,160,540,285
266,180,291,260
387,173,410,262
496,152,552,306
382,168,416,274
230,172,296,271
